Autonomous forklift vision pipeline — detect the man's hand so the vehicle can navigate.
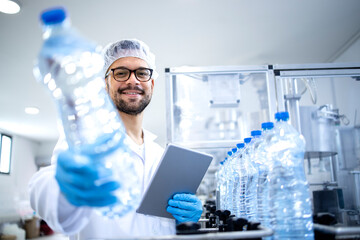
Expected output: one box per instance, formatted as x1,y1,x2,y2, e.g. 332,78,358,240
167,193,203,223
55,150,120,207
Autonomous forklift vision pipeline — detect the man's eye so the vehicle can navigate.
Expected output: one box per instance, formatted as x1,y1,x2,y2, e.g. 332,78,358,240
137,70,150,77
115,72,128,77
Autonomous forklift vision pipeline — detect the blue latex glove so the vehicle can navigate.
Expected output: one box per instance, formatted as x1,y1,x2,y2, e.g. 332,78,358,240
167,193,203,223
55,149,120,207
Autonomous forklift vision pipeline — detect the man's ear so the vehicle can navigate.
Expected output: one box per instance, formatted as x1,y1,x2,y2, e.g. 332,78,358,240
151,78,155,90
105,77,109,92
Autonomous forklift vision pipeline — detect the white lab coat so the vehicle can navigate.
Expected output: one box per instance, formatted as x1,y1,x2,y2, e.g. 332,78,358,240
28,129,176,240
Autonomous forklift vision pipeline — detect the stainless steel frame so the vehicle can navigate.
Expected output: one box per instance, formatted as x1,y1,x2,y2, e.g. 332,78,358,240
165,62,360,226
89,226,273,239
165,65,277,149
272,62,360,113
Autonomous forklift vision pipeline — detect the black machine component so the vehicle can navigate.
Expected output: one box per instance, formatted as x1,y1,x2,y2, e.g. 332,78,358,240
176,222,202,235
177,203,264,239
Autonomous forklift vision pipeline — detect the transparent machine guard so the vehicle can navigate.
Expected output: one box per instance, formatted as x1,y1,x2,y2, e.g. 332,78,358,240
169,70,270,145
208,73,241,108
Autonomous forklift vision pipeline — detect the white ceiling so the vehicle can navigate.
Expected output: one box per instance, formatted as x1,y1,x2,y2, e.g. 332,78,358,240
1,0,360,145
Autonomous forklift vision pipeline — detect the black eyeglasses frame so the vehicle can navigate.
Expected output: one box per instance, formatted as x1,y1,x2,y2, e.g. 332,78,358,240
105,67,153,82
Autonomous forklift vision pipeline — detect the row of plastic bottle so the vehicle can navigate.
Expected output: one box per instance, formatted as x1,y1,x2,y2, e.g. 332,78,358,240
215,111,314,239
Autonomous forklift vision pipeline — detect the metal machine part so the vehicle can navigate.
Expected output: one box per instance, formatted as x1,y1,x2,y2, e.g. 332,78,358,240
89,227,273,239
165,65,276,201
274,63,360,227
165,63,360,229
314,224,360,239
336,127,360,213
165,65,276,149
351,171,360,210
313,189,345,217
299,105,338,158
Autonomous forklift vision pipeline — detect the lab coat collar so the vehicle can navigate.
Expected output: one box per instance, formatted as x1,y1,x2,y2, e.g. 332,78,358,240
124,129,157,147
124,129,158,161
143,129,158,143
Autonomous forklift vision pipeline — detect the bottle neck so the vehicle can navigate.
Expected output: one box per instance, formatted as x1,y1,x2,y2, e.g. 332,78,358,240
42,19,71,40
276,119,288,123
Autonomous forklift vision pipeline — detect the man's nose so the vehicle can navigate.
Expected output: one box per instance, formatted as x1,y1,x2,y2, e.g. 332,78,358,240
126,72,140,84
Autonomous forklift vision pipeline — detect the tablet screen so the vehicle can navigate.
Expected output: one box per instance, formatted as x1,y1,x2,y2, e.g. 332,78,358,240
136,144,213,218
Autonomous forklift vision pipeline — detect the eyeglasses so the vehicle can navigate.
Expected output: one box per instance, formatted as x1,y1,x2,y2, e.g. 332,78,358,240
105,67,153,82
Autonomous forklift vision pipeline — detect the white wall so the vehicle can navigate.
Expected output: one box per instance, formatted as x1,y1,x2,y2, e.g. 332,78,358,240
0,131,56,223
36,140,57,167
333,36,360,63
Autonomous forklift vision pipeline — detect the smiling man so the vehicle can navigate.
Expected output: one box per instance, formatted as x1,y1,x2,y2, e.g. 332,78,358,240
29,39,203,240
104,47,155,145
106,57,154,115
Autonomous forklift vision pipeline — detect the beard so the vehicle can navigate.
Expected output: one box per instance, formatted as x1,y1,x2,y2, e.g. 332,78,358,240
111,85,152,116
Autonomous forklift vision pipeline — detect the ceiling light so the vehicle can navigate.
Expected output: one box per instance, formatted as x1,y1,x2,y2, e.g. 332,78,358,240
0,0,20,14
25,107,40,115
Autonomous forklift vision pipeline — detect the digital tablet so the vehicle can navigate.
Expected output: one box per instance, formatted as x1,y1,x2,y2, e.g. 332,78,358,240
136,143,213,219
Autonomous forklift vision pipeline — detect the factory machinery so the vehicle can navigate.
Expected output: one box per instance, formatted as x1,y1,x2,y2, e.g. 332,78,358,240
91,63,360,240
164,62,360,239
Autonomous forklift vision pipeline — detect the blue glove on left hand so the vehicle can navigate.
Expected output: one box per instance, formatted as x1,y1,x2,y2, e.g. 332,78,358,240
55,150,120,207
166,193,203,223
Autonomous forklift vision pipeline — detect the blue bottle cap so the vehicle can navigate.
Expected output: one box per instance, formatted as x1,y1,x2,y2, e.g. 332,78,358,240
227,151,233,156
275,112,282,121
281,111,289,121
40,7,67,25
232,148,237,153
251,130,262,136
244,137,252,143
236,143,245,149
261,122,274,130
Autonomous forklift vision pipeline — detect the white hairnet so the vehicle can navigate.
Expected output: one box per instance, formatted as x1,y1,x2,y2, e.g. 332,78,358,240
102,39,158,80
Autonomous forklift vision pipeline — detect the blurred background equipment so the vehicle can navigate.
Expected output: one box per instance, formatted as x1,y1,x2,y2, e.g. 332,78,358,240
166,62,360,238
165,65,276,203
273,63,360,229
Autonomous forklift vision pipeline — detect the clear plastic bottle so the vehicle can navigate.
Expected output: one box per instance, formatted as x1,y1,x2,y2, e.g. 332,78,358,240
268,112,314,239
220,152,232,210
225,147,238,213
243,137,259,221
255,122,275,226
249,130,263,170
231,143,247,218
33,7,140,217
215,159,226,210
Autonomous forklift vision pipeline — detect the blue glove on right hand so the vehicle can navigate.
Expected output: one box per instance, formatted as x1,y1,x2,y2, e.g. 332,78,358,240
55,149,120,207
167,193,203,223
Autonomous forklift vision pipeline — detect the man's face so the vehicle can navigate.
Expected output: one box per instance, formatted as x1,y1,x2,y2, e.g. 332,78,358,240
105,57,154,115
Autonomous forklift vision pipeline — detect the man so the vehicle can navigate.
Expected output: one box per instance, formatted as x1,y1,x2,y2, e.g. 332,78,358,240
29,39,203,240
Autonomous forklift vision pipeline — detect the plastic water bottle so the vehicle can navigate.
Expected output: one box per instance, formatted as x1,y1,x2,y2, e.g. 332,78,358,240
215,159,225,210
243,137,259,221
231,143,247,218
248,131,262,220
228,144,244,215
227,146,245,214
255,122,275,226
249,130,263,169
268,112,314,239
219,153,231,210
216,157,229,210
225,148,238,213
33,7,140,217
221,150,233,211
